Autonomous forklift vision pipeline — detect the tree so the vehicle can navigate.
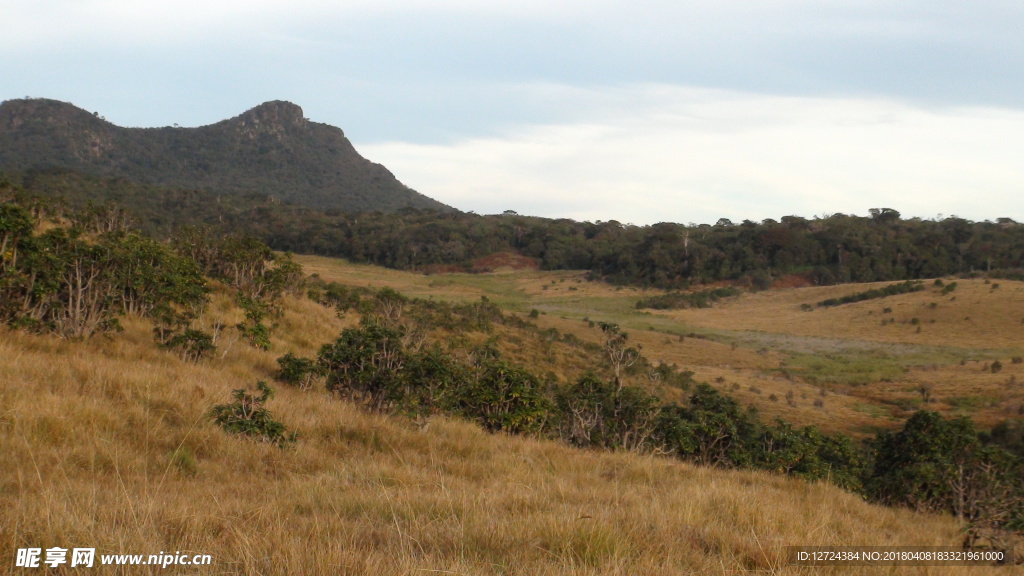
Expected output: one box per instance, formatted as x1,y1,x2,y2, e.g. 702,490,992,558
453,357,551,435
318,321,408,411
677,384,759,467
867,409,1023,545
597,322,639,390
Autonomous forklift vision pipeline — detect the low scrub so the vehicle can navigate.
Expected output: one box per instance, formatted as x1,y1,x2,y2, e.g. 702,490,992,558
636,287,741,310
816,280,924,308
209,381,295,447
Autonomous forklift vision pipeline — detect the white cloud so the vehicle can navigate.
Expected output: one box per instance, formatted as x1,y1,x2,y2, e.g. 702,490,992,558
362,85,1024,225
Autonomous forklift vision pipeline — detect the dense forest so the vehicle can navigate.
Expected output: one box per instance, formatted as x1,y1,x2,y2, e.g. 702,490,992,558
2,186,1022,552
8,169,1024,290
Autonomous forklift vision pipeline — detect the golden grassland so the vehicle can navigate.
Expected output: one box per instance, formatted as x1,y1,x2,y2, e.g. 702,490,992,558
0,291,1001,576
295,255,1024,435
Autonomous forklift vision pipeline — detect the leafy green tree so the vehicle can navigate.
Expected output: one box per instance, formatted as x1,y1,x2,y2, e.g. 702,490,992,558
163,328,216,362
400,346,468,418
758,419,865,491
675,384,760,467
556,373,617,448
235,295,273,350
318,321,408,411
868,411,974,512
275,352,321,389
453,357,551,435
0,202,33,267
0,202,35,319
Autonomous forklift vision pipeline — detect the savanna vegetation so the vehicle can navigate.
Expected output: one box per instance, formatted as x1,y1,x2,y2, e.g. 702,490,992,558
3,186,1023,572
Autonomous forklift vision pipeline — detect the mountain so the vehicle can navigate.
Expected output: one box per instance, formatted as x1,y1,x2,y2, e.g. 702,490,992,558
0,98,452,213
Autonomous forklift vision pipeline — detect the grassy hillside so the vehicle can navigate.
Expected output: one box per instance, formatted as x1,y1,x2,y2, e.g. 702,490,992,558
296,255,1024,436
0,288,992,575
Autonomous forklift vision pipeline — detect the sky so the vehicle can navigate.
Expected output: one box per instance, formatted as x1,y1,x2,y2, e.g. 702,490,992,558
3,0,1023,225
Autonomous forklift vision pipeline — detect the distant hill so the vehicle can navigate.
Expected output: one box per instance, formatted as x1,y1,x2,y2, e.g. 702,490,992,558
0,97,453,213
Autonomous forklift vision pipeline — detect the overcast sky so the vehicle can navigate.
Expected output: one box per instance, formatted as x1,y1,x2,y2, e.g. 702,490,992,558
3,1,1022,225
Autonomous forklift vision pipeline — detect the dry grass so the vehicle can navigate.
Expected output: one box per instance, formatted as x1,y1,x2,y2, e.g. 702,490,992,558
0,282,1005,574
292,257,1024,435
661,279,1024,350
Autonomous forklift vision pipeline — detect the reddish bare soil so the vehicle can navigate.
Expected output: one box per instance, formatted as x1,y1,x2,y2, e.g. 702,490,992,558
771,273,814,289
470,252,541,272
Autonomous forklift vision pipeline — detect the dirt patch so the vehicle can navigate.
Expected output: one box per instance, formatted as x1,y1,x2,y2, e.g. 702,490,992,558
772,274,814,289
470,251,540,272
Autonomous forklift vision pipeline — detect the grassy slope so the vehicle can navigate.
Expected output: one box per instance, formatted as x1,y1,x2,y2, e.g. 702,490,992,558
299,255,1024,435
1,260,1018,574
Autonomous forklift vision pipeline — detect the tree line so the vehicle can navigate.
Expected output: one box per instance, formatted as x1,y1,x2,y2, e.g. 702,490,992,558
8,169,1024,290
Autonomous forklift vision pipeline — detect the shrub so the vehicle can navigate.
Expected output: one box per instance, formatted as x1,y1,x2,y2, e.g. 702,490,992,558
210,381,295,447
556,373,661,451
235,295,272,350
453,358,551,435
275,353,320,389
636,287,740,310
163,328,215,362
991,360,1003,374
818,281,924,308
237,320,271,350
318,322,407,411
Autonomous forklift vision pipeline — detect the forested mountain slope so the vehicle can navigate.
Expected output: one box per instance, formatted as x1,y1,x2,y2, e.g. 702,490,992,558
0,98,452,213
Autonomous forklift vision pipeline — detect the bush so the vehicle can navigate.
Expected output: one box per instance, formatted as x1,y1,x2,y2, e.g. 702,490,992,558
555,373,660,452
318,322,407,411
991,360,1003,374
275,353,320,389
636,287,740,310
210,381,295,447
453,358,551,435
163,328,215,362
235,295,272,350
817,281,924,307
